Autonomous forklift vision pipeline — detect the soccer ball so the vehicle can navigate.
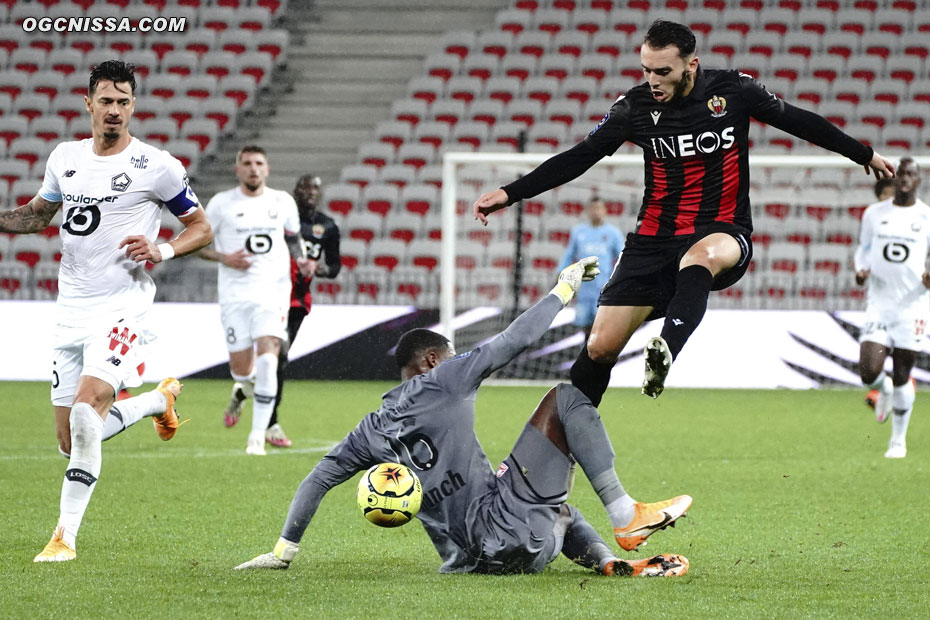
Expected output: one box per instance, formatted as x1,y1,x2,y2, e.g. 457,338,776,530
357,462,422,528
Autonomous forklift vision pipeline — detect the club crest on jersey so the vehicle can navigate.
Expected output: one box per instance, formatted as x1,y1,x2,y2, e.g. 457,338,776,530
708,95,727,118
312,224,325,237
111,172,132,192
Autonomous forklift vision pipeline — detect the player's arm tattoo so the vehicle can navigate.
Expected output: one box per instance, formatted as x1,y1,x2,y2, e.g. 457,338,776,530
0,195,61,234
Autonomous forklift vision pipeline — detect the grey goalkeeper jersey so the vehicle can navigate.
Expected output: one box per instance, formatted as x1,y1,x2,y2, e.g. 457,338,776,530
294,294,563,572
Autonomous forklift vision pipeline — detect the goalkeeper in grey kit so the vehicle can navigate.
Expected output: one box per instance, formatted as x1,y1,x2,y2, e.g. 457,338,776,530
237,257,692,577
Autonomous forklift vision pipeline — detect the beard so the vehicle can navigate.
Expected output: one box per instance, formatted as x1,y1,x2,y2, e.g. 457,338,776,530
671,70,694,101
244,182,262,192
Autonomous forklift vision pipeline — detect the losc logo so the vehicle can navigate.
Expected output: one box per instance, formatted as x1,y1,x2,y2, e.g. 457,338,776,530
111,172,132,192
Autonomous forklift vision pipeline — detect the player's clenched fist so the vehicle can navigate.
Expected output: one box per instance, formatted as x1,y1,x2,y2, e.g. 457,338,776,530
472,188,511,226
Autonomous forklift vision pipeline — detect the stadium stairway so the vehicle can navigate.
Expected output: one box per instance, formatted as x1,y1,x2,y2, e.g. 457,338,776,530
198,0,501,194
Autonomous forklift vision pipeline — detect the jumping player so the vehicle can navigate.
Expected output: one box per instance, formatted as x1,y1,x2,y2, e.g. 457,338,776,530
473,19,895,405
855,157,929,459
199,146,314,455
0,60,213,562
236,257,693,577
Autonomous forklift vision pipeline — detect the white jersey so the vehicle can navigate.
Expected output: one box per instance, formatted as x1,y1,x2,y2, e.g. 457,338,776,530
39,137,199,328
855,198,930,321
206,186,300,305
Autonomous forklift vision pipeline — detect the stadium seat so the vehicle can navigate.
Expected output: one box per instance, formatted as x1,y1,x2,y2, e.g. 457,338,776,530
475,29,514,60
10,137,49,171
358,142,395,168
523,76,560,104
500,54,536,82
485,76,520,104
545,98,581,125
344,211,383,244
391,98,428,127
455,239,486,270
400,183,438,217
385,212,423,244
424,52,460,82
201,50,241,81
368,238,407,272
808,244,843,276
561,75,599,104
164,140,200,175
219,74,256,108
438,30,476,60
556,185,593,216
240,54,274,86
452,121,490,149
254,29,289,64
201,6,238,33
832,79,868,105
201,97,239,132
895,101,929,129
161,50,199,78
407,238,441,271
539,53,575,81
577,53,613,82
496,8,532,35
446,76,482,103
506,99,544,126
0,117,28,147
180,118,218,152
338,238,368,271
552,30,589,58
373,120,410,150
29,70,65,102
362,183,399,217
340,164,379,188
322,183,360,217
30,116,66,143
527,120,567,148
11,48,47,74
397,142,436,169
379,164,417,188
463,53,499,81
237,6,272,31
9,177,39,207
0,72,28,100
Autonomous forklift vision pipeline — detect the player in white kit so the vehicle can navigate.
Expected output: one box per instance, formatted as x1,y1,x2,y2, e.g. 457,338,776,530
855,157,929,458
200,146,314,455
0,60,213,562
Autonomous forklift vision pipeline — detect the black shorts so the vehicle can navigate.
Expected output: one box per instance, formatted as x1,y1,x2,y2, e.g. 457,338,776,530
598,223,752,321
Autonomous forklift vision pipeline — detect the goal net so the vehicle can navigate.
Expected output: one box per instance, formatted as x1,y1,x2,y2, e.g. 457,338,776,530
437,151,905,382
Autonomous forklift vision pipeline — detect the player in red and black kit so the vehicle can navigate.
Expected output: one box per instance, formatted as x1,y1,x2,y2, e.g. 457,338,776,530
474,19,895,406
266,174,341,447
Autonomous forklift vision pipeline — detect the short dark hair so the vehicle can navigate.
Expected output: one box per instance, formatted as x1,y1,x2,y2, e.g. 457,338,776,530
873,177,893,200
644,19,696,58
237,145,267,162
395,329,451,369
89,60,136,96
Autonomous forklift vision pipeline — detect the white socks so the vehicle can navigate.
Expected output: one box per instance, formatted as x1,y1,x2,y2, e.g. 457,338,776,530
605,494,637,529
248,353,278,445
102,389,168,441
891,381,916,445
58,403,103,549
866,371,888,390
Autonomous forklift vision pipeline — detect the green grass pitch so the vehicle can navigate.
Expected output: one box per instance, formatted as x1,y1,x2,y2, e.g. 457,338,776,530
2,380,928,619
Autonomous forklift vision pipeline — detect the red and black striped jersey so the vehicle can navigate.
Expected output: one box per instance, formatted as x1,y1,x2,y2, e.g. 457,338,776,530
503,68,873,238
290,210,341,310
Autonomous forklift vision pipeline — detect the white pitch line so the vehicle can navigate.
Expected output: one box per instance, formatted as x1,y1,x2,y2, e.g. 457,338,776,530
0,442,338,462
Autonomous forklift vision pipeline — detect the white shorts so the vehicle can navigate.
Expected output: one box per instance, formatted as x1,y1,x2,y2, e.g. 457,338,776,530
220,300,288,353
51,317,147,407
859,315,928,352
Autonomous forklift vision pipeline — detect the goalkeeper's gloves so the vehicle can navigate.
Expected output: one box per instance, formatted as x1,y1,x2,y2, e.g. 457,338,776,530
550,256,600,305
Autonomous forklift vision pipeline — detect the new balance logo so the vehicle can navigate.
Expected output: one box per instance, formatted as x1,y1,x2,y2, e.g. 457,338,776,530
63,170,76,177
672,318,684,326
106,355,121,367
